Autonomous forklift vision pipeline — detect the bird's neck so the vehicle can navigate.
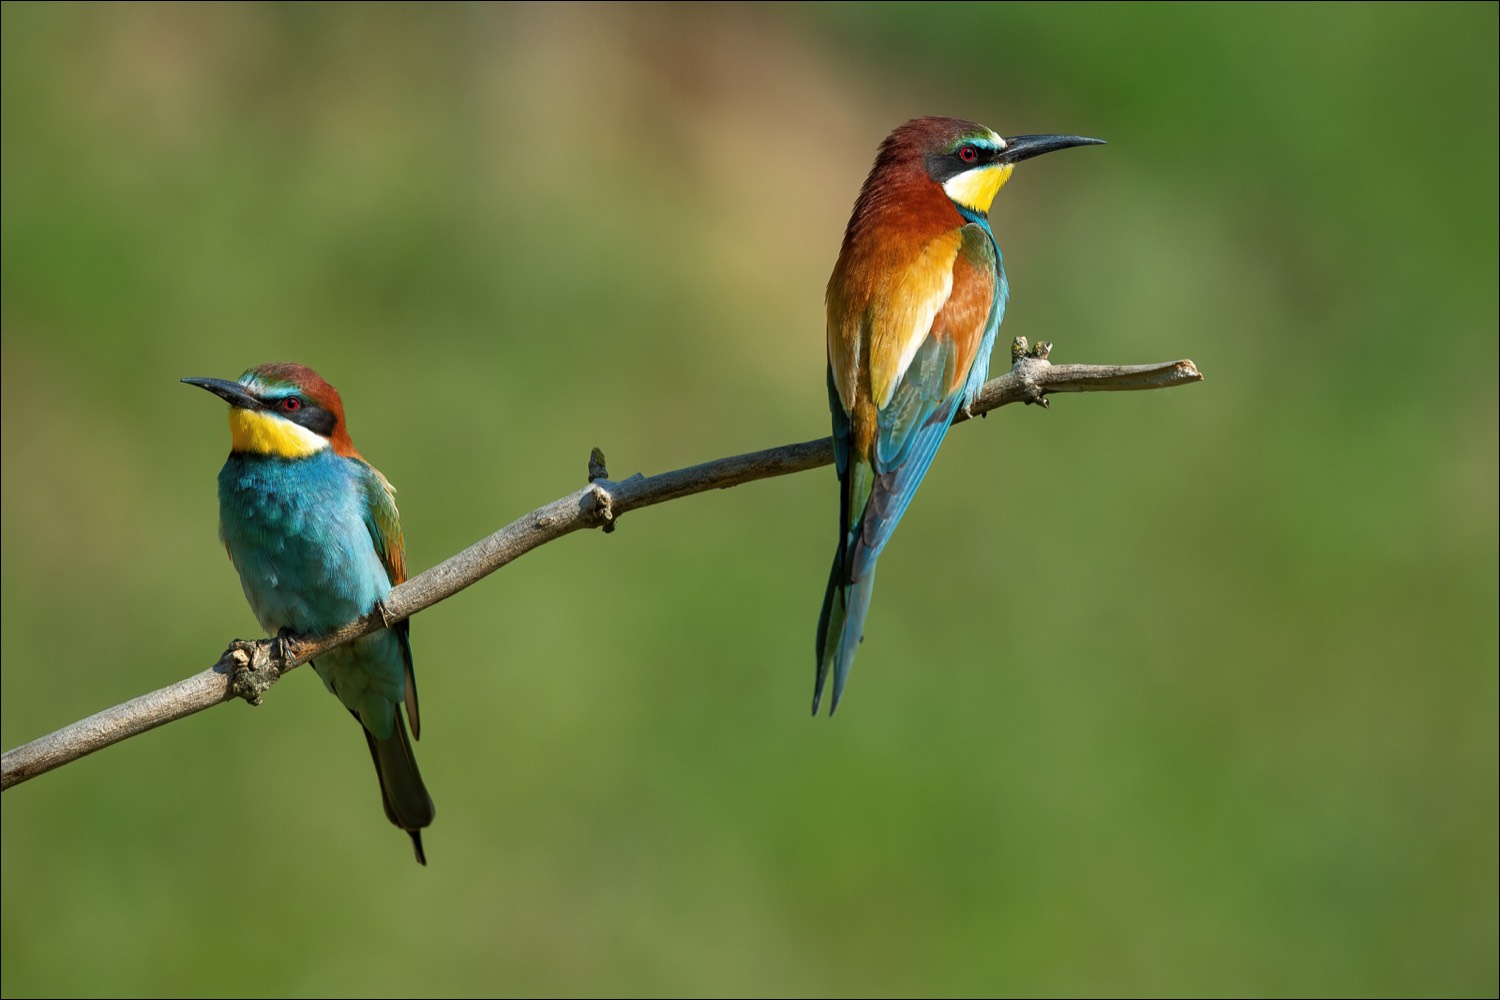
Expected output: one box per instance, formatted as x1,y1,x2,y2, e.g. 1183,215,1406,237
952,202,995,229
847,169,966,245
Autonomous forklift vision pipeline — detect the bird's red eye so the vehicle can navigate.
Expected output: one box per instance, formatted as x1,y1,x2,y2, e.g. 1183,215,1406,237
959,145,979,163
280,397,301,412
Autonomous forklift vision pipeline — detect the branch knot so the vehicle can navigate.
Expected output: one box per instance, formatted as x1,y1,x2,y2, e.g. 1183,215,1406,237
590,481,617,533
222,638,289,706
1009,338,1054,407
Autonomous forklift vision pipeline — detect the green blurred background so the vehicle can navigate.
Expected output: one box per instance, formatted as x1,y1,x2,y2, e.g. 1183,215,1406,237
3,3,1495,996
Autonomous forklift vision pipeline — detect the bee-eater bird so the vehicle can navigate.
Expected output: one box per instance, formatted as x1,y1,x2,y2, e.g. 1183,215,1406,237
184,363,435,863
815,116,1103,715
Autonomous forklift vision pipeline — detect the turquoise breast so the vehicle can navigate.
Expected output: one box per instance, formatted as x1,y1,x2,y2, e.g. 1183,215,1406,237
217,450,390,634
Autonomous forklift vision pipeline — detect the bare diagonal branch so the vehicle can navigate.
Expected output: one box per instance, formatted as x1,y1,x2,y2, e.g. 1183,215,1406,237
1,345,1202,790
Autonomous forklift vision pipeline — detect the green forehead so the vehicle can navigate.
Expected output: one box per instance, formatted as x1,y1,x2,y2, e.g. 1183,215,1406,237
238,371,296,395
945,129,1002,153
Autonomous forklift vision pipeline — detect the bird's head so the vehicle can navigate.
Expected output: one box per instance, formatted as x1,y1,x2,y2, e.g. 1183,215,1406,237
183,362,357,459
881,117,1105,217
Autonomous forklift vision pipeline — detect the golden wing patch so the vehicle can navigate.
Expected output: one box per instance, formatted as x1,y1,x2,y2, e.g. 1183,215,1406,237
866,229,963,408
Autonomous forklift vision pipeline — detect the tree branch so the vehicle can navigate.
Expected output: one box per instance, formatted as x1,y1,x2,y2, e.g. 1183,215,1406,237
1,341,1202,790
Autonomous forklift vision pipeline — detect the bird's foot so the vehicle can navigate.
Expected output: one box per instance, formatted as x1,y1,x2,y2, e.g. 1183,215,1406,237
271,628,302,669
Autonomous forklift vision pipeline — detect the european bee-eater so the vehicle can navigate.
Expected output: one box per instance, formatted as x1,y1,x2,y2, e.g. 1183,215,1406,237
184,363,435,863
815,116,1103,715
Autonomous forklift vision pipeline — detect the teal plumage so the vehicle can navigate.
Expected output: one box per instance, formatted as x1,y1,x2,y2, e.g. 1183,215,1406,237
186,363,434,863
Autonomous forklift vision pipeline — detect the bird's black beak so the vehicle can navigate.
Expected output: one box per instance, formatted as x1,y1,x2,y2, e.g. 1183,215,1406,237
182,377,262,410
999,134,1106,165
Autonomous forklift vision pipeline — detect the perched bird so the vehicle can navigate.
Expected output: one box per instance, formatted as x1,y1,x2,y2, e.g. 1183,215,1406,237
815,116,1103,714
184,363,435,863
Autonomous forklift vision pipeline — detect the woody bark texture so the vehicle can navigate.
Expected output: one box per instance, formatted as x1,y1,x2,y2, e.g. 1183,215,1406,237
2,342,1202,790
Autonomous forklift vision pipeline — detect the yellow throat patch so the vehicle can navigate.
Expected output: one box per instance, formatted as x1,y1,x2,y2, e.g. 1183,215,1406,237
943,163,1013,215
228,407,328,458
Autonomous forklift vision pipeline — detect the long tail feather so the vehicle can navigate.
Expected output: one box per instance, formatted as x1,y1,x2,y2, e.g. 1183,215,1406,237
362,713,436,865
828,569,876,715
814,539,879,716
813,547,845,714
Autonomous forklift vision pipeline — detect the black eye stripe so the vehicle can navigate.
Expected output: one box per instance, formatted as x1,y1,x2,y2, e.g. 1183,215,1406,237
925,143,1000,184
264,394,335,437
293,404,336,437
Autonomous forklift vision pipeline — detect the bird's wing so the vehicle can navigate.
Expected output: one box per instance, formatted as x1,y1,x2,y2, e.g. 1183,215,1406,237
360,461,421,738
865,229,964,410
361,464,406,587
852,224,999,578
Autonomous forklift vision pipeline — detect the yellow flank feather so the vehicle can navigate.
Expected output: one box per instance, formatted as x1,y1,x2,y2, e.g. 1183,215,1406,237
868,230,962,408
229,407,328,458
942,163,1013,215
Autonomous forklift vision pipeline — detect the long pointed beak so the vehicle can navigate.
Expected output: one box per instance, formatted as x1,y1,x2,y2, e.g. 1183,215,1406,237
182,377,262,410
999,134,1106,165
